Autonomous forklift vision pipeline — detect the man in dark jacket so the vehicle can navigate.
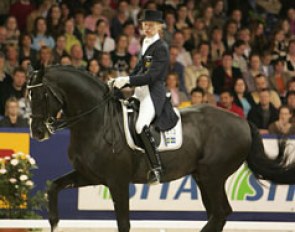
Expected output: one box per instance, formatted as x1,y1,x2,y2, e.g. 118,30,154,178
113,10,178,185
247,88,279,134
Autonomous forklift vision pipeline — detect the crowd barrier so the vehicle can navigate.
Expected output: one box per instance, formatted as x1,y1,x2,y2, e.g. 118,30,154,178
0,128,294,224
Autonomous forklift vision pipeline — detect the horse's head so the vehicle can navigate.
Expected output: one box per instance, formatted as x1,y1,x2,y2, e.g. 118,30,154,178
27,67,63,141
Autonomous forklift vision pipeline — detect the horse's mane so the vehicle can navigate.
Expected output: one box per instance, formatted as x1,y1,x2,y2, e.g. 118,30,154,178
44,65,108,93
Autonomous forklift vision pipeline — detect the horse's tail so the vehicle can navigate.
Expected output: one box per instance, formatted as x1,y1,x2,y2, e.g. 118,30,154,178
247,122,295,184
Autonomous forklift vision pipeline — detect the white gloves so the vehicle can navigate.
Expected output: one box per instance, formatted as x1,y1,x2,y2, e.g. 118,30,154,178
113,76,130,89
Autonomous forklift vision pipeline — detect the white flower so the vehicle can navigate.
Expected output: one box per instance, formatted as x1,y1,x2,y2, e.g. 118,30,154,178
25,180,34,187
4,156,10,160
0,169,7,174
12,153,18,158
29,158,36,165
10,159,19,166
9,178,17,184
18,169,23,172
19,174,28,181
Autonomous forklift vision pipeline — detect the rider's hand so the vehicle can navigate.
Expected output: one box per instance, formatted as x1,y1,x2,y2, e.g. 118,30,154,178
113,76,130,89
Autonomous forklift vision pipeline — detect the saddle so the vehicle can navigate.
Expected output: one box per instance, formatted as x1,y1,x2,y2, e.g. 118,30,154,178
121,98,183,153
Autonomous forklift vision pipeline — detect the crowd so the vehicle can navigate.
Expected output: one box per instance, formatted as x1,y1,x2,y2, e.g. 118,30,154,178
1,0,295,136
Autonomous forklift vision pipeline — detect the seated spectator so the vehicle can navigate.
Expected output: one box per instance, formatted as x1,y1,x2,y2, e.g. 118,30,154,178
233,78,256,117
0,67,26,115
84,0,108,32
122,21,141,56
4,44,19,76
87,58,101,79
4,16,20,45
163,10,177,45
99,52,115,81
261,50,274,77
243,53,263,92
232,40,248,73
212,51,243,95
185,50,209,93
52,34,68,64
168,46,186,95
270,29,288,61
60,55,72,66
284,39,295,77
175,4,191,31
248,88,279,134
268,105,295,136
73,9,87,44
111,34,131,76
210,27,225,68
46,4,64,40
190,87,205,106
35,46,53,69
198,41,211,69
251,74,282,109
0,26,7,52
70,44,87,70
18,33,38,68
191,17,208,48
286,90,295,122
237,27,252,58
196,74,216,106
64,18,81,54
172,31,192,67
83,31,101,62
223,19,238,51
166,72,188,107
31,16,55,51
218,89,244,118
0,52,11,84
269,59,291,97
0,97,28,128
94,19,115,52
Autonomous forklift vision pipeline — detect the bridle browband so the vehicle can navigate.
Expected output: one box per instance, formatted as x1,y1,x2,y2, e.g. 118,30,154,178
27,80,112,134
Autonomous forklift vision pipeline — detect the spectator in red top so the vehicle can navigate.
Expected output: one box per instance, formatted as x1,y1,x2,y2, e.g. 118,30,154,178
218,89,245,118
9,0,35,32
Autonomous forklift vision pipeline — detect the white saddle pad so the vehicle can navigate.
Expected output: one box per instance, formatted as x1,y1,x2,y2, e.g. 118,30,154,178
121,101,183,153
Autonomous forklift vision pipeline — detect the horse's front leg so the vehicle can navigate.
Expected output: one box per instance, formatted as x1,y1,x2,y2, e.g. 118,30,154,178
47,170,92,232
108,180,130,232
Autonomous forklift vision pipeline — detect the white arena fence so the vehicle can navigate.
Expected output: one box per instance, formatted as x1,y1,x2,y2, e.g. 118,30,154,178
0,220,295,231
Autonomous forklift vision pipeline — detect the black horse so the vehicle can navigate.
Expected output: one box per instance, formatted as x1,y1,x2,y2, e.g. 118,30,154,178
27,66,295,232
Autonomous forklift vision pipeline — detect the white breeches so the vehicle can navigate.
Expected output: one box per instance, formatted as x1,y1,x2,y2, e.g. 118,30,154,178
133,86,156,134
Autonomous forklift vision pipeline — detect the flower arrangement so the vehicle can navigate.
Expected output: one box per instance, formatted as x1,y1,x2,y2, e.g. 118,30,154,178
0,152,46,219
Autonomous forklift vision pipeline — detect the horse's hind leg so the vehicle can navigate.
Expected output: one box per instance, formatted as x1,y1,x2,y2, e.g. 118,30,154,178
193,172,232,232
47,170,92,232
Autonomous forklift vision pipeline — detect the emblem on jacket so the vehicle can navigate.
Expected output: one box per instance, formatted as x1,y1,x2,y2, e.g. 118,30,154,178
144,56,153,71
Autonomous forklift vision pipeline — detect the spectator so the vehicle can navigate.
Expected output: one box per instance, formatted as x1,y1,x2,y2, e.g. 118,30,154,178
85,0,107,32
212,0,227,29
31,16,55,51
87,58,101,79
122,21,141,55
269,59,291,96
60,54,72,66
168,46,186,94
230,8,243,29
287,7,295,37
0,97,28,128
196,74,216,105
248,88,279,134
129,0,140,27
243,53,263,92
218,89,245,118
46,4,63,40
73,9,87,44
163,10,176,45
223,19,238,51
185,50,209,93
111,34,131,76
270,29,288,61
190,87,205,106
212,51,243,95
191,17,208,48
261,50,274,77
110,0,133,39
233,78,256,117
4,16,20,45
268,105,295,136
52,34,68,64
60,2,70,24
20,56,31,73
181,27,195,51
83,31,101,62
286,90,295,122
172,31,192,66
237,27,252,59
64,18,81,54
0,52,11,84
210,27,225,68
9,0,35,32
0,26,7,52
251,74,282,109
198,41,211,69
70,44,87,70
0,67,26,116
4,44,19,76
175,4,191,31
232,39,248,73
99,52,114,81
250,21,267,56
94,19,115,53
185,0,196,26
18,33,37,68
35,45,53,69
201,5,214,36
166,72,188,107
284,39,295,77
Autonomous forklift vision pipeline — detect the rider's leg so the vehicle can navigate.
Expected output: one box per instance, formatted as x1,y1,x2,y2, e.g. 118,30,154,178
135,86,162,184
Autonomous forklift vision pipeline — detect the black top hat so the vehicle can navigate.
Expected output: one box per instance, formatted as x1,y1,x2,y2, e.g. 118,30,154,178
139,10,164,23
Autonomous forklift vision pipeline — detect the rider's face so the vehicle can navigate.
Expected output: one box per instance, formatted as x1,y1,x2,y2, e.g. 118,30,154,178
142,21,161,37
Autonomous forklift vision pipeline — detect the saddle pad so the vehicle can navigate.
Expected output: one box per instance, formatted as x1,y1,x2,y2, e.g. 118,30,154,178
121,101,183,153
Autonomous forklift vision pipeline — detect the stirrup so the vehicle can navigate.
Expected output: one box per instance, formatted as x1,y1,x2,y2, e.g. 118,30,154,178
147,168,161,185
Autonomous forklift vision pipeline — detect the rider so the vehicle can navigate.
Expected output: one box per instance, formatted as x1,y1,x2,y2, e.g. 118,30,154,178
113,9,178,184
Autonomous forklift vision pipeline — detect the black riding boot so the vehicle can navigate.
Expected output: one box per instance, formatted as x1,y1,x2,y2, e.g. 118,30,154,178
140,126,163,185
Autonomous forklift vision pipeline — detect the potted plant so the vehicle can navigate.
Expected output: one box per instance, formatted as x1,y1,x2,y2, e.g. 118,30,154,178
0,152,46,230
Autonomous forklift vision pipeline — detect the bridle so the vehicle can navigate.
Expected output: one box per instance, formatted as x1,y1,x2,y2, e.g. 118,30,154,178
27,80,112,134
